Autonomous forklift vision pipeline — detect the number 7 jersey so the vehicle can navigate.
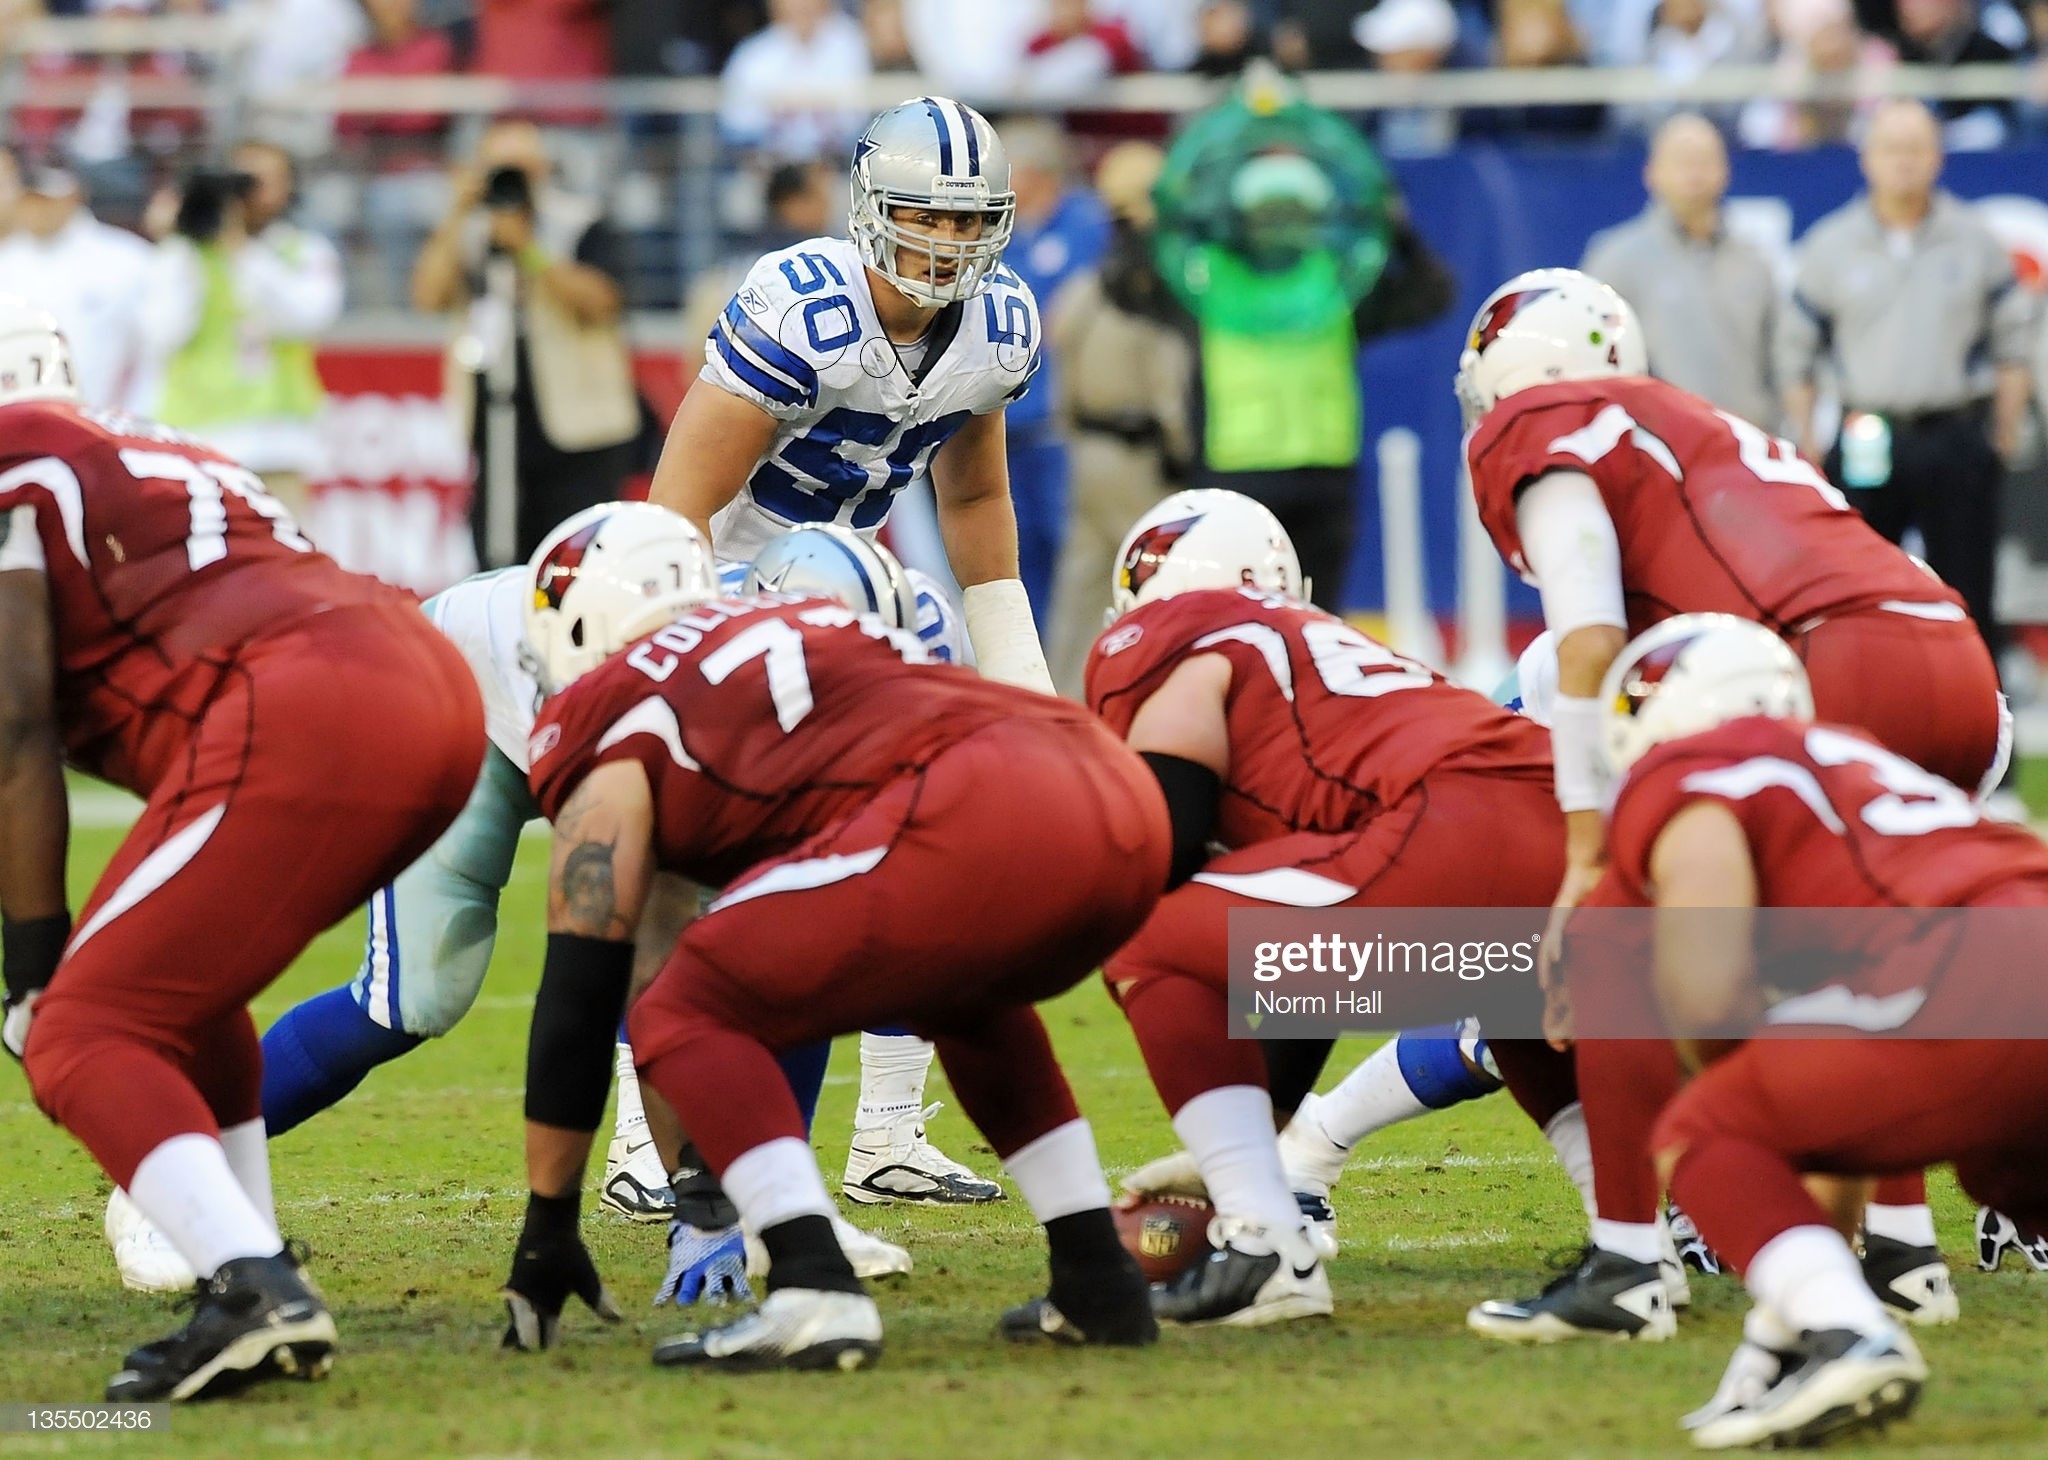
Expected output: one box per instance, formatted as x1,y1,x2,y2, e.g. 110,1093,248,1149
1084,587,1553,847
0,400,398,796
698,236,1040,560
1465,377,1962,636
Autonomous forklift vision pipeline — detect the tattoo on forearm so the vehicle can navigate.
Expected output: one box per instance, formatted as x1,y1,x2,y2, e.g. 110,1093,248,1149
560,840,618,934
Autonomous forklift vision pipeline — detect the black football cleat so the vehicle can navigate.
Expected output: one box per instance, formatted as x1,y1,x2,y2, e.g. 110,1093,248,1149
1975,1207,2048,1273
1151,1219,1332,1328
106,1247,337,1402
1859,1234,1959,1326
1467,1245,1676,1344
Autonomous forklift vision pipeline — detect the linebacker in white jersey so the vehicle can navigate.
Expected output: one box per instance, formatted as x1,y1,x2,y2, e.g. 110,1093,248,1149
652,97,1054,1198
652,96,1048,693
105,526,974,1294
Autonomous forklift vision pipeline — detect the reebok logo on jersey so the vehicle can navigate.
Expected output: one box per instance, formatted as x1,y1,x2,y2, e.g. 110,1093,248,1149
1100,623,1144,657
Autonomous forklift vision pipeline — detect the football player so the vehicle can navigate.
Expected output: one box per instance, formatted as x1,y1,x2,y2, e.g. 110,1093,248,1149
107,526,973,1293
501,504,1166,1368
0,297,485,1399
1594,615,2048,1447
1458,268,1994,1328
1082,490,1580,1326
649,97,1055,1193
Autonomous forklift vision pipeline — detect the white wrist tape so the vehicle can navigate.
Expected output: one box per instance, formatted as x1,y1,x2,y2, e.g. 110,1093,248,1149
962,578,1054,694
1549,695,1610,814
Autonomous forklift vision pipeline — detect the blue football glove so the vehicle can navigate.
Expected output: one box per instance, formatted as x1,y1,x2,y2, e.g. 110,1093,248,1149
655,1217,751,1306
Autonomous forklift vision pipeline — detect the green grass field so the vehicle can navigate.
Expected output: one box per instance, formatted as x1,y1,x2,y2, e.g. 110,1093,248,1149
3,821,2046,1459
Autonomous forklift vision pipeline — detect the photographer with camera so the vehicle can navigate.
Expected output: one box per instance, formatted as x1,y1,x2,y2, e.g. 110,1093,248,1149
135,142,344,521
411,118,639,568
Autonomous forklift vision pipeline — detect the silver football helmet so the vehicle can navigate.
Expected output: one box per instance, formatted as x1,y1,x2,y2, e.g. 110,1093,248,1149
741,524,919,629
850,96,1015,306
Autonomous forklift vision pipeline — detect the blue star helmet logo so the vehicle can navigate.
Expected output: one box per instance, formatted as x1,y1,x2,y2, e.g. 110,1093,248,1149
854,132,880,167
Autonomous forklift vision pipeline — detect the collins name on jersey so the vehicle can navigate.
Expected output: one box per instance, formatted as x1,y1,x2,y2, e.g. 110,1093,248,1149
699,236,1041,560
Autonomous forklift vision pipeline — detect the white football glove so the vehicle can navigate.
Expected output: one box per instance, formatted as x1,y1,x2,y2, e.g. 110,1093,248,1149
2,990,36,1061
1118,1149,1209,1203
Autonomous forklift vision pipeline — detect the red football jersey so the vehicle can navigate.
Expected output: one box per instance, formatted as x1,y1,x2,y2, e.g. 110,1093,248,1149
1466,378,1960,636
529,595,1109,889
1084,587,1552,846
1611,717,2048,909
0,401,398,794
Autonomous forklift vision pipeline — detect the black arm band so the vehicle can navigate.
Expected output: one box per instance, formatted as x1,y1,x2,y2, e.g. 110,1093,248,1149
525,933,634,1132
1139,752,1221,891
519,1188,581,1239
3,911,70,1002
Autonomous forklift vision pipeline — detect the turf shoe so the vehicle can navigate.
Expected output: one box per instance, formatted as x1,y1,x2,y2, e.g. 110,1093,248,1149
1974,1207,2048,1273
1859,1234,1959,1326
106,1188,197,1295
1665,1201,1722,1276
1467,1245,1677,1343
842,1103,1003,1205
652,1288,882,1372
1688,1324,1926,1450
1151,1217,1333,1327
106,1248,337,1402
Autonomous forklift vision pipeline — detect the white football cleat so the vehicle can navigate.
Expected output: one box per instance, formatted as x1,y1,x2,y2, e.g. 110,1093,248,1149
1688,1323,1926,1450
1681,1339,1788,1431
745,1215,911,1282
599,1125,675,1224
652,1287,883,1372
842,1103,1003,1204
1860,1234,1960,1327
106,1188,196,1295
1277,1092,1350,1200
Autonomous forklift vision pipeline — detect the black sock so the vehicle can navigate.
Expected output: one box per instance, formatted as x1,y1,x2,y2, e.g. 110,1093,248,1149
1261,1038,1335,1118
760,1214,864,1296
1045,1208,1129,1275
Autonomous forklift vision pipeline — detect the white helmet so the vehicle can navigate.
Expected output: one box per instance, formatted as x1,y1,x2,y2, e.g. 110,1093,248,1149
523,502,719,696
1111,489,1306,618
1454,268,1646,428
850,96,1015,306
1600,613,1814,775
741,524,919,629
0,295,78,408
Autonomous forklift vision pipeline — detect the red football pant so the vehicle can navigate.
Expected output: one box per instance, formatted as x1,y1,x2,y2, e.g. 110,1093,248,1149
1566,934,1925,1225
629,718,1169,1177
25,604,484,1188
1656,1037,2048,1274
1105,772,1566,1119
1795,606,2003,793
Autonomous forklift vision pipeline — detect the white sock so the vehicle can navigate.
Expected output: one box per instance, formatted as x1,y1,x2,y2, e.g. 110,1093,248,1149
1748,1225,1891,1334
1004,1118,1113,1223
613,1043,648,1137
217,1118,276,1233
1864,1202,1938,1248
723,1137,835,1231
855,1032,933,1125
1312,1040,1428,1148
1172,1086,1301,1233
128,1133,281,1279
1593,1219,1663,1265
1542,1102,1598,1222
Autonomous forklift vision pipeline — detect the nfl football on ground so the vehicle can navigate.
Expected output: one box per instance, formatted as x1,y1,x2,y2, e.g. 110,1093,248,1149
1114,1194,1216,1284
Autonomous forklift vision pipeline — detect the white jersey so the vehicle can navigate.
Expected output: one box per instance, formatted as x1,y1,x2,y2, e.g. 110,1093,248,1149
699,235,1040,560
423,567,539,770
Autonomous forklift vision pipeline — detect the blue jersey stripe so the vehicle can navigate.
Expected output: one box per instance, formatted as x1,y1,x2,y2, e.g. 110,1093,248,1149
954,100,980,176
750,461,841,523
921,96,954,174
711,323,805,407
721,300,819,402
